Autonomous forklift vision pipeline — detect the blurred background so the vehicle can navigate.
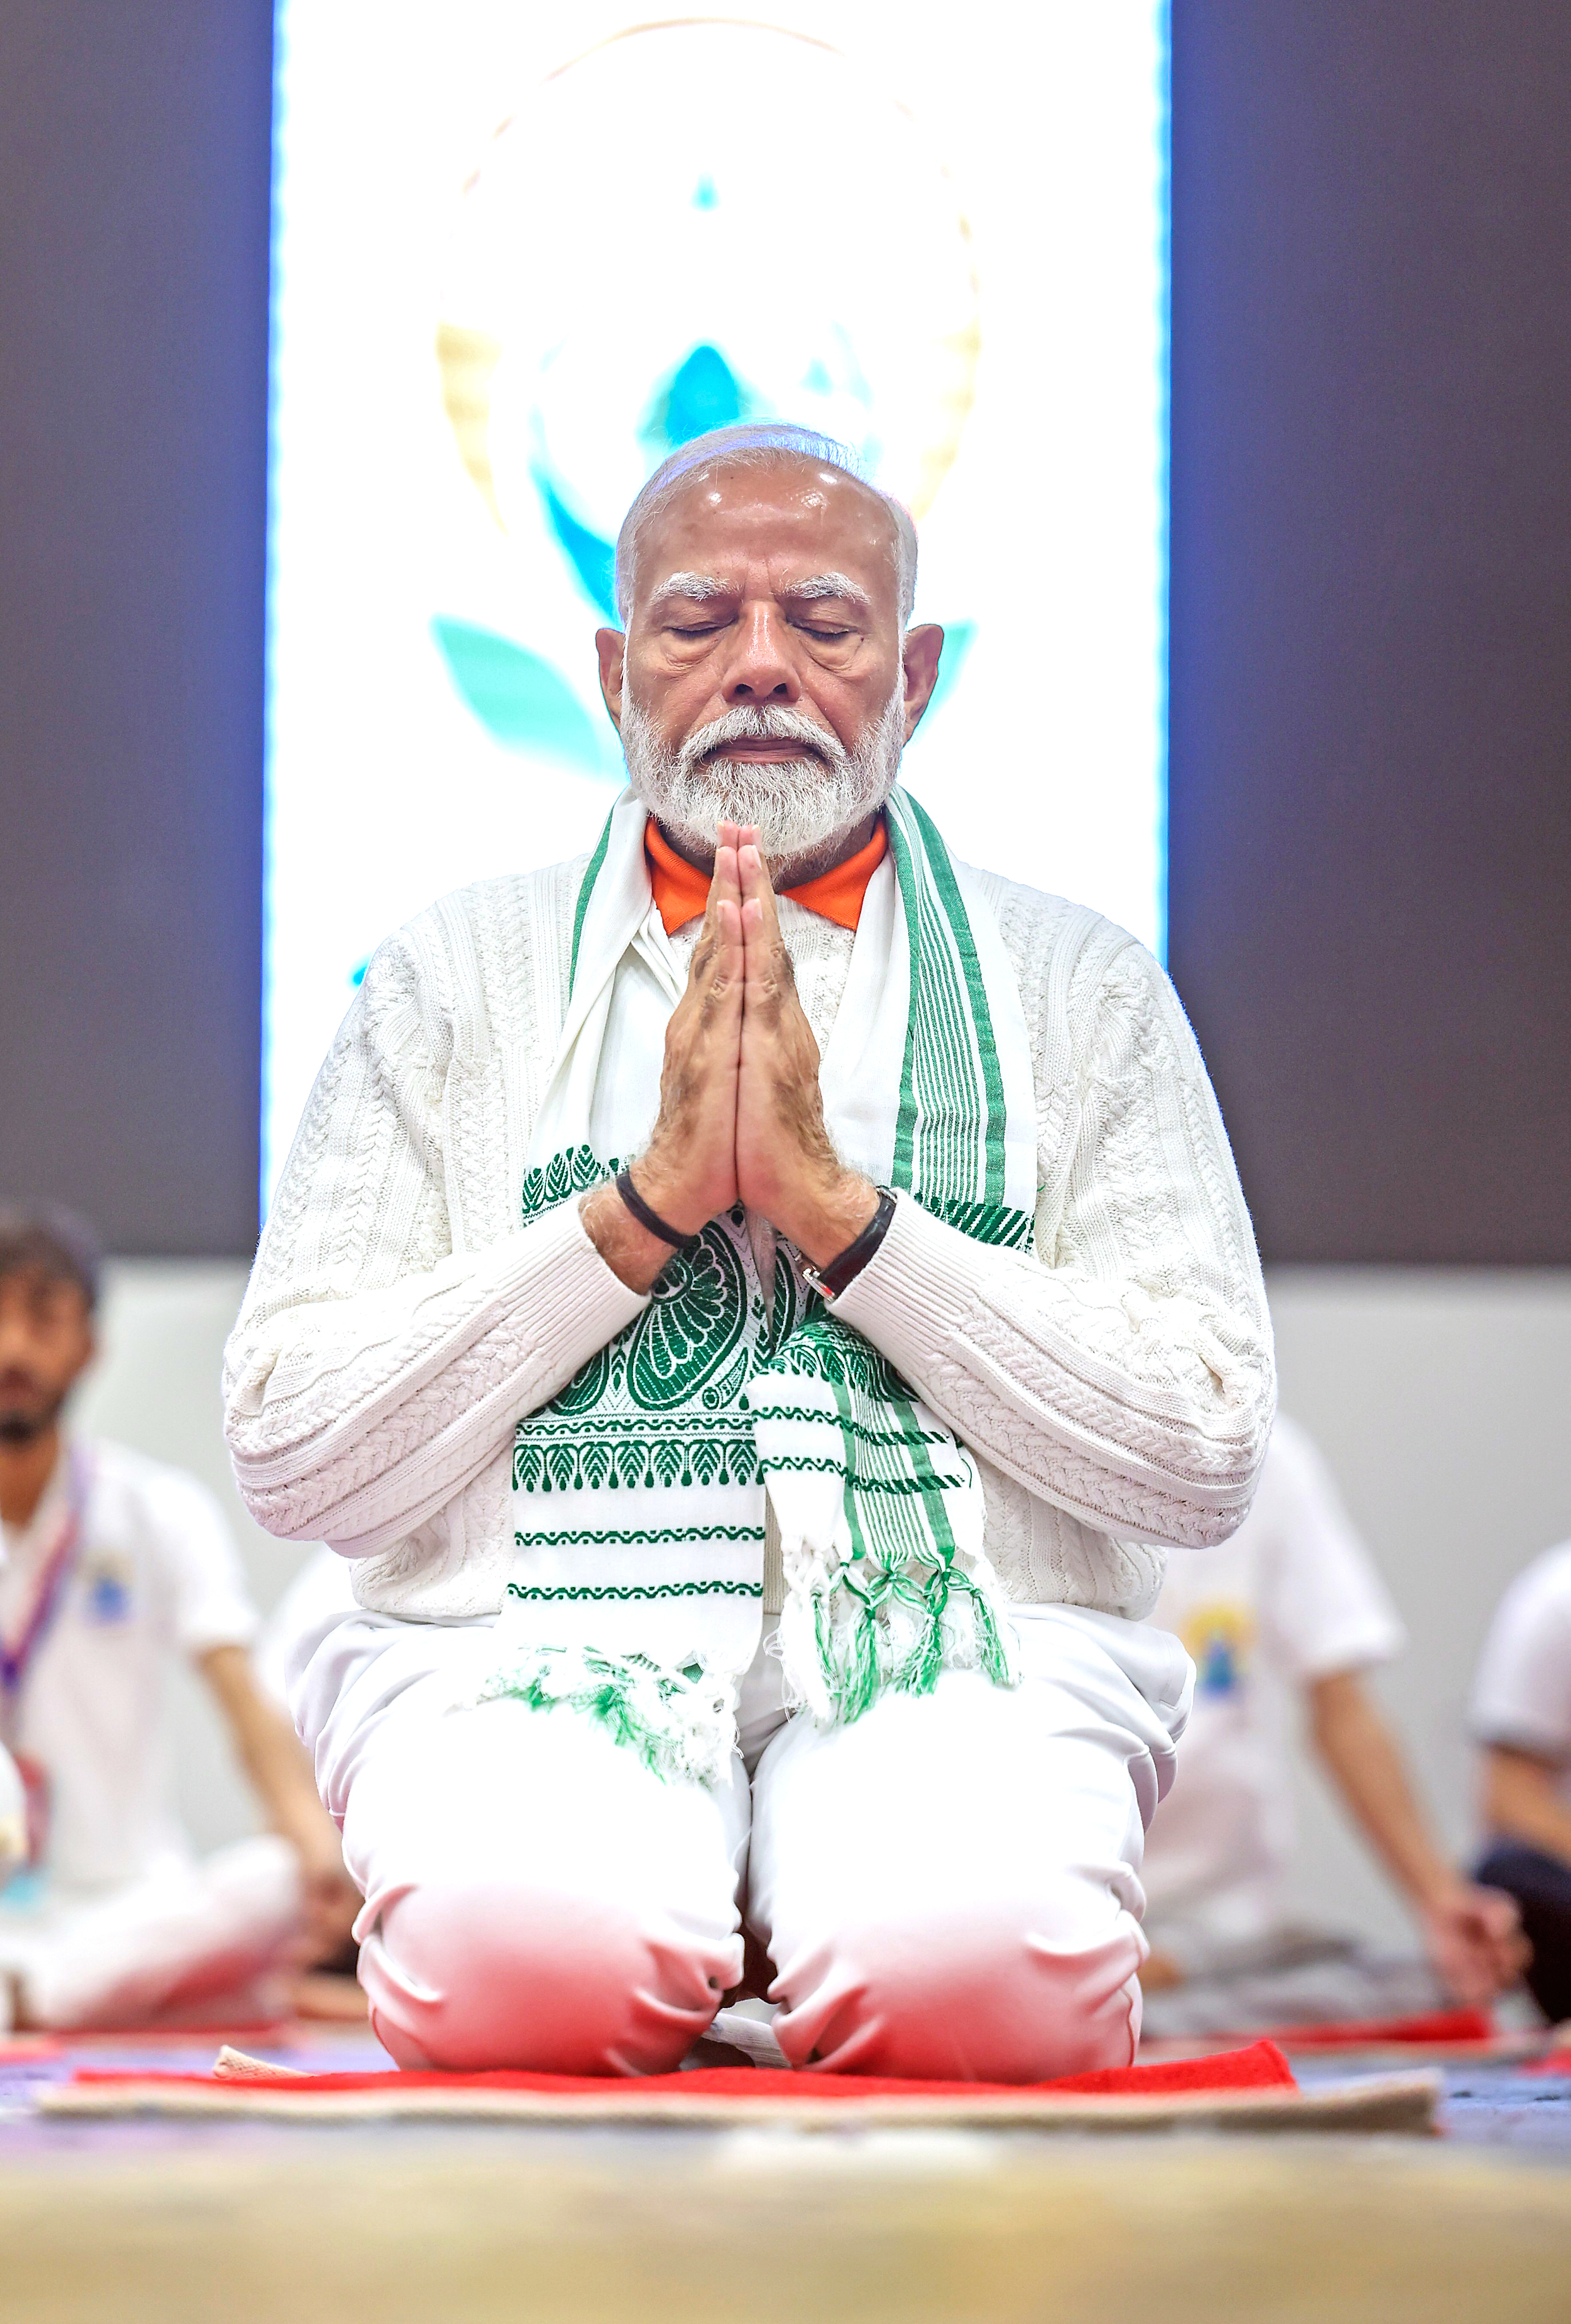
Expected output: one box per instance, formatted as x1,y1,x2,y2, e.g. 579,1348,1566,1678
1,0,1568,1949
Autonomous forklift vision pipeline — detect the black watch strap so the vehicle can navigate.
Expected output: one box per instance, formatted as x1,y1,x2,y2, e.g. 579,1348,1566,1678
800,1190,897,1302
615,1169,699,1251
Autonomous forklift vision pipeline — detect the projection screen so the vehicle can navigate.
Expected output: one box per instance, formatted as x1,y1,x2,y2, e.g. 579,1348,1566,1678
265,3,1170,1197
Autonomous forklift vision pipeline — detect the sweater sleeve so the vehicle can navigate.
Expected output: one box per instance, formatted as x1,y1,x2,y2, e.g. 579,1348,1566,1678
832,935,1274,1547
222,922,648,1554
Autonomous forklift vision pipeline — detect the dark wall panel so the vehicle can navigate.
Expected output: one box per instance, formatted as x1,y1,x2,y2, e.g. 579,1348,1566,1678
2,5,1568,1262
0,2,272,1256
1169,1,1571,1263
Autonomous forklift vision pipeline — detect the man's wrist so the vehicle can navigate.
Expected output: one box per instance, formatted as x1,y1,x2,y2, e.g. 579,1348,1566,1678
1413,1867,1470,1914
580,1179,671,1295
621,1150,712,1240
780,1171,882,1274
614,1169,697,1251
801,1190,896,1301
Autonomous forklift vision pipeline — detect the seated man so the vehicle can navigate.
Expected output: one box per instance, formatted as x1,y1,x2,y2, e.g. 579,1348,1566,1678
0,1206,356,2030
1471,1539,1571,2025
1137,1416,1522,2035
225,421,1274,2080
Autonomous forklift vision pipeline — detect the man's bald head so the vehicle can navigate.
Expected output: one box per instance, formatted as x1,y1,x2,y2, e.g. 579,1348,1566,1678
614,422,918,628
596,422,942,880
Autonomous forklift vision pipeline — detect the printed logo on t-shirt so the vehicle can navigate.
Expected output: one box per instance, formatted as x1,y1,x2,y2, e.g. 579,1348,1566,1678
1179,1600,1254,1699
79,1553,134,1625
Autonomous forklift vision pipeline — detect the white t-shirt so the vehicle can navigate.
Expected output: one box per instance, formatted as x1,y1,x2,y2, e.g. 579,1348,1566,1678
1140,1415,1406,1960
253,1544,357,1711
1470,1541,1571,1810
0,1438,258,1896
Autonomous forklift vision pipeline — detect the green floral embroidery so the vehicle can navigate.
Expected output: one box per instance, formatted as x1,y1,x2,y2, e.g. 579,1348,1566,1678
475,1640,731,1786
513,1414,758,1495
699,1340,753,1415
520,1143,619,1223
626,1224,748,1411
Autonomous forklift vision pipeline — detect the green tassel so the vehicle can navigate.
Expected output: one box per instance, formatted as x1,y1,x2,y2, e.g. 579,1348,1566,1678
954,1573,1015,1687
816,1587,881,1723
477,1651,725,1785
888,1581,949,1700
812,1556,1018,1725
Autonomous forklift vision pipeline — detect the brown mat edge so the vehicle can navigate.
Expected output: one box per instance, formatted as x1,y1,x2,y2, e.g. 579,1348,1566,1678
36,2069,1441,2135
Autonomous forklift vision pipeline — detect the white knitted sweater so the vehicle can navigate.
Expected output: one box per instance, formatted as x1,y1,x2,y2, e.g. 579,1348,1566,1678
223,850,1275,1624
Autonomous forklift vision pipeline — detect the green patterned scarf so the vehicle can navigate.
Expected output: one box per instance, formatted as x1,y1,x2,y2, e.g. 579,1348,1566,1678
486,788,1038,1784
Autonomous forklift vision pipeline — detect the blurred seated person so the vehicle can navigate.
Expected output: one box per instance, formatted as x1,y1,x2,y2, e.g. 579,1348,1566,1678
1137,1416,1523,2037
1471,1540,1571,2026
0,1206,357,2030
0,1737,22,1879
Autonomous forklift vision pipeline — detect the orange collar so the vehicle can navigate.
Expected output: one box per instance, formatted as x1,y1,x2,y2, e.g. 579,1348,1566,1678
645,816,888,937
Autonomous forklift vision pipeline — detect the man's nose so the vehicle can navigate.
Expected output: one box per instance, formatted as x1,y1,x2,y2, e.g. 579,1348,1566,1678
722,605,798,703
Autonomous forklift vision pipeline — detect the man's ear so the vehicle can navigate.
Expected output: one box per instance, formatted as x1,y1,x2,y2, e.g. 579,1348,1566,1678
900,624,945,743
595,628,627,733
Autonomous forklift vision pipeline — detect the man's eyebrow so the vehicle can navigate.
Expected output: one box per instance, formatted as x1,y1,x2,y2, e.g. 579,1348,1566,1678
783,572,871,612
649,572,732,605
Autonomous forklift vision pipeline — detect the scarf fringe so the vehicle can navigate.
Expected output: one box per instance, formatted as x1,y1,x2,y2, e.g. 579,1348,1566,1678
466,1645,735,1788
779,1552,1020,1727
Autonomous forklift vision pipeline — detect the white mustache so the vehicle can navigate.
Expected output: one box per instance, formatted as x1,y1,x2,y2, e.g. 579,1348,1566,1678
677,704,848,773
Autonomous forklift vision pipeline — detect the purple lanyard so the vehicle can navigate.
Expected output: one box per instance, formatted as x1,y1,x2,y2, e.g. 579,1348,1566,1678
0,1449,91,1740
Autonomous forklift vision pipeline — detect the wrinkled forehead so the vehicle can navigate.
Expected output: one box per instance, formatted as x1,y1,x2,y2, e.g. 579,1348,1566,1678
630,457,903,615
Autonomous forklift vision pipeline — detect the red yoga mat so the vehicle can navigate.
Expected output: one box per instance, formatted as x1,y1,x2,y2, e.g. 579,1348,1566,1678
65,2038,1297,2104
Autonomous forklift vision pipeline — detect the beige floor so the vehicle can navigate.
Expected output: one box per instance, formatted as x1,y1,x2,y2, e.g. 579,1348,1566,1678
5,2130,1571,2323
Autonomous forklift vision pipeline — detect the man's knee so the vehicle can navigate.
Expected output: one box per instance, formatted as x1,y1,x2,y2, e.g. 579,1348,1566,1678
338,1695,747,2070
769,1872,1144,2084
361,1870,739,2073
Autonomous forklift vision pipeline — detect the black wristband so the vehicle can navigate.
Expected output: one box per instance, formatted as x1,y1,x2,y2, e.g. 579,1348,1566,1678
614,1168,699,1252
800,1189,897,1302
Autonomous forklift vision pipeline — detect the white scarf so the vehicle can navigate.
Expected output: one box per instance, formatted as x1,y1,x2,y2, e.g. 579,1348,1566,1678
484,787,1037,1784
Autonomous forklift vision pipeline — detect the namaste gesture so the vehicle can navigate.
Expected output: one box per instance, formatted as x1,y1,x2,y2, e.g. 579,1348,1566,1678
583,823,882,1293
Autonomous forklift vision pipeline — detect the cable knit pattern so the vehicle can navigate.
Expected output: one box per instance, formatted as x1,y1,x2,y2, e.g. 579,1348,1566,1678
224,847,1274,1622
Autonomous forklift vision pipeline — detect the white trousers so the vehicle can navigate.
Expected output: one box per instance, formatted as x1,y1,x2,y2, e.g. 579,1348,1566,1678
290,1603,1191,2081
0,1836,303,2032
291,1599,1190,2091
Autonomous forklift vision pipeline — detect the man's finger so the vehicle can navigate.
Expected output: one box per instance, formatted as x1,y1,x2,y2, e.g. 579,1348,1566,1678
690,839,742,986
738,839,789,960
706,837,742,922
714,894,744,993
742,894,792,1038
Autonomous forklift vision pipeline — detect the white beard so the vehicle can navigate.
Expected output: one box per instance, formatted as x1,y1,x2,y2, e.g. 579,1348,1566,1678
621,690,905,870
